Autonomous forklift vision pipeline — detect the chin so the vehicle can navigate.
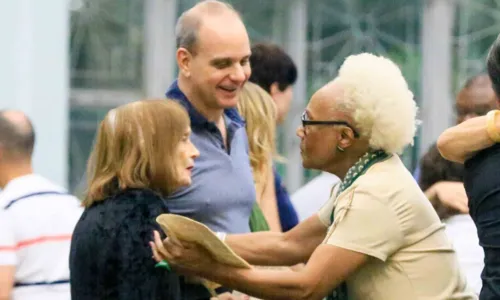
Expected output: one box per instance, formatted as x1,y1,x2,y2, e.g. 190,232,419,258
178,177,192,188
216,90,240,107
218,98,239,109
301,158,319,171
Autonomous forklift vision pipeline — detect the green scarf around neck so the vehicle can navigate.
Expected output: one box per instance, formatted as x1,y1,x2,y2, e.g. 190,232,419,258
327,150,391,300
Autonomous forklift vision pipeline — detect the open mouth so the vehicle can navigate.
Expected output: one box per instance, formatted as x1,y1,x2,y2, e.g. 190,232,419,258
218,86,238,93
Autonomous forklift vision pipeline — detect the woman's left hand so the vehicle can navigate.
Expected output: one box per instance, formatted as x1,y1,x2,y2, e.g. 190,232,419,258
150,230,216,275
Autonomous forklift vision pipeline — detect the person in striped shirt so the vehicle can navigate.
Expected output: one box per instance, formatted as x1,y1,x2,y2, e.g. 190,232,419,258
0,110,83,300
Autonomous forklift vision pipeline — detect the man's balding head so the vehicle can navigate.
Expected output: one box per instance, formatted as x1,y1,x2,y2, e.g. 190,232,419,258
0,110,35,160
175,0,241,55
174,0,251,115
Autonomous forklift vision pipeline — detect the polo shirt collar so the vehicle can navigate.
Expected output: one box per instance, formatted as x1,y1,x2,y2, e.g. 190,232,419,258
165,80,245,129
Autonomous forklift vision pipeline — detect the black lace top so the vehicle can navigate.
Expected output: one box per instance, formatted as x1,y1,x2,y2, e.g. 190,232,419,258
70,188,181,300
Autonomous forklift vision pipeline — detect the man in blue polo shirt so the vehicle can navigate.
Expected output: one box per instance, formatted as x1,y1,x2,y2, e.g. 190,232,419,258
164,1,255,299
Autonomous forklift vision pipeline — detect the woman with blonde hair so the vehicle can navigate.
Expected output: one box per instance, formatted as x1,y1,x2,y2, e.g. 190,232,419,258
70,99,199,300
238,82,282,232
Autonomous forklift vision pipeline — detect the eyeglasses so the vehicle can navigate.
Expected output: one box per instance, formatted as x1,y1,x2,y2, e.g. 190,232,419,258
301,111,360,138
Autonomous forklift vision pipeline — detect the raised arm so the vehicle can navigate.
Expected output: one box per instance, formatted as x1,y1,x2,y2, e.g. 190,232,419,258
225,214,328,266
437,111,500,163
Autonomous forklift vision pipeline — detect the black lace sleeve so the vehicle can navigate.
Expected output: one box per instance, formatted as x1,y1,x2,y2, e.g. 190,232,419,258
106,198,181,300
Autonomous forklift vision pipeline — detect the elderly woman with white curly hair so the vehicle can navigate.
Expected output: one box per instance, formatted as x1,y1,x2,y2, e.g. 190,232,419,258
151,53,477,300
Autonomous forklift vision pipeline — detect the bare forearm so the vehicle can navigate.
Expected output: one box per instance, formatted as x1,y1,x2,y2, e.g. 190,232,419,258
196,265,320,300
437,116,494,163
0,267,14,300
424,185,450,219
261,205,282,232
226,232,304,266
226,216,327,266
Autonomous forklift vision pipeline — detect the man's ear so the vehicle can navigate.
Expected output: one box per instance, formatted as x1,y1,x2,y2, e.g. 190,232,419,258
337,127,356,150
269,82,280,97
176,48,192,78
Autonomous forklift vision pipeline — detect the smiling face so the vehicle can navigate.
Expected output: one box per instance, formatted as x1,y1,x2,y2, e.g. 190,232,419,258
178,12,252,111
174,127,200,188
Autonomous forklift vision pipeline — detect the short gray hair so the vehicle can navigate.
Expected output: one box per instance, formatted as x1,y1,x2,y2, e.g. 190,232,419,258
175,0,240,54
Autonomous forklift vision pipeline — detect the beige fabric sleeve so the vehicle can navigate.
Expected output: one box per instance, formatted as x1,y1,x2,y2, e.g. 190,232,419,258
317,183,340,227
324,189,404,261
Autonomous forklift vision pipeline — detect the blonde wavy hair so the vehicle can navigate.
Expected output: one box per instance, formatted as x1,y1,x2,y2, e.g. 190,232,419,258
237,82,280,186
83,99,190,207
336,53,419,154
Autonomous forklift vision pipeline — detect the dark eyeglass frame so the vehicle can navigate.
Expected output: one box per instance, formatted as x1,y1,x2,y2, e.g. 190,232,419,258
301,111,360,138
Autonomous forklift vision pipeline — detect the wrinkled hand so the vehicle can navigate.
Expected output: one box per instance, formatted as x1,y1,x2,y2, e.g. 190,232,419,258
150,230,216,276
431,181,469,215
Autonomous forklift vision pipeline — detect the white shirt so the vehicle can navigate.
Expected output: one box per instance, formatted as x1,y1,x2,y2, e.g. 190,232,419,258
291,172,340,221
0,174,83,300
444,214,484,295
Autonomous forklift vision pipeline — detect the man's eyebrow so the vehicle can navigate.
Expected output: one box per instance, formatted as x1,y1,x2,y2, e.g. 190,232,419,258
209,57,232,65
211,57,231,61
210,54,251,62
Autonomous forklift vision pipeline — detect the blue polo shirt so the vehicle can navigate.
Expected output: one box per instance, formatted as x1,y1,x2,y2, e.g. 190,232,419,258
165,80,256,234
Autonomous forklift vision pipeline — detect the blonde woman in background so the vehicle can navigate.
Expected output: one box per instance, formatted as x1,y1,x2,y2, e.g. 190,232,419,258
238,82,282,232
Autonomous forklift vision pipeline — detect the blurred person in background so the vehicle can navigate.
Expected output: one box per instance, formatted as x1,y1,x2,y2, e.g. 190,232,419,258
164,1,255,298
438,33,500,300
237,82,282,232
0,110,82,300
70,100,199,300
420,75,496,219
417,77,497,295
291,168,340,221
248,42,300,231
250,42,341,224
249,43,297,126
152,53,475,300
410,76,496,297
419,145,484,294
